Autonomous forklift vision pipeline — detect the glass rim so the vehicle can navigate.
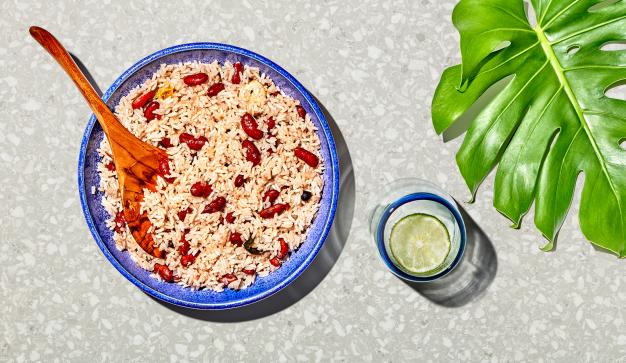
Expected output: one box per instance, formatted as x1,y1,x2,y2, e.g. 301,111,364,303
375,192,467,282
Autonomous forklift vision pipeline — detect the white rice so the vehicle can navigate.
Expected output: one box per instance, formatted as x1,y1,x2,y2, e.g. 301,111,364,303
97,61,323,291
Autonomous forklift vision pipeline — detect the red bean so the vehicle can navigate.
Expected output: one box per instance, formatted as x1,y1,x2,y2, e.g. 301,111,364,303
296,105,306,119
242,268,256,275
266,117,275,131
259,203,289,219
240,113,264,140
179,133,207,151
276,238,288,259
144,101,160,121
158,156,170,177
234,174,245,187
114,211,125,233
154,263,173,282
225,212,236,224
269,257,281,267
183,73,209,86
159,137,173,148
234,62,244,74
229,232,243,246
220,273,238,285
187,136,208,151
179,132,195,145
177,207,193,221
157,156,175,183
242,140,261,166
231,72,241,84
132,90,155,109
105,162,115,171
190,182,212,198
232,62,244,84
203,196,226,214
159,157,176,183
207,83,225,97
294,147,319,167
263,189,280,203
178,234,190,256
180,254,195,267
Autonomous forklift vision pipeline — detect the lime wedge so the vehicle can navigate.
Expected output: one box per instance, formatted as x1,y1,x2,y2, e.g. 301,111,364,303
389,213,451,275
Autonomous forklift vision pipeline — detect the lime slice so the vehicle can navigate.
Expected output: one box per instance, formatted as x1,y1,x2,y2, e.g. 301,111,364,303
389,213,451,275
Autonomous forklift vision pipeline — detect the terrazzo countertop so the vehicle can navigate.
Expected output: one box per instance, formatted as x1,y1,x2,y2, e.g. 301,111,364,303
2,1,625,361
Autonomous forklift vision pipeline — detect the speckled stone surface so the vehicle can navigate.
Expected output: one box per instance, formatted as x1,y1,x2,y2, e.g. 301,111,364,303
2,1,626,361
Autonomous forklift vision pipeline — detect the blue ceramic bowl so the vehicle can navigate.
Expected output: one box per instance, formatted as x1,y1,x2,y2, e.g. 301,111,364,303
78,43,339,309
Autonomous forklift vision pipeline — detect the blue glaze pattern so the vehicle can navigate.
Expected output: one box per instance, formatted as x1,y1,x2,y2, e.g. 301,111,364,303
78,43,339,310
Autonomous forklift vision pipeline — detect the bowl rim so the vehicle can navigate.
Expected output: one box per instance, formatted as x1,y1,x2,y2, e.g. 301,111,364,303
77,42,340,310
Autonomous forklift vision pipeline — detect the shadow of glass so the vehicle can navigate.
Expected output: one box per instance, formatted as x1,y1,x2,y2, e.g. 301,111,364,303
152,97,355,321
402,204,498,307
72,51,356,321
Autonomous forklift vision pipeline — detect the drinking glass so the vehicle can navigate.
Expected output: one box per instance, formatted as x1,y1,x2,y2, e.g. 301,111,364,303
369,178,466,282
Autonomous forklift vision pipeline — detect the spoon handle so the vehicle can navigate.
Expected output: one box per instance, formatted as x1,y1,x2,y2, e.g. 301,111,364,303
29,26,126,138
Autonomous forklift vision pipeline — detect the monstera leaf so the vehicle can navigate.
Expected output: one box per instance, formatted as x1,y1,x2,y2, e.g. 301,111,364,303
432,0,626,256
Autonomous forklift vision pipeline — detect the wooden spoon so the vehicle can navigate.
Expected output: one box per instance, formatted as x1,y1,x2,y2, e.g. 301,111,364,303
30,26,166,258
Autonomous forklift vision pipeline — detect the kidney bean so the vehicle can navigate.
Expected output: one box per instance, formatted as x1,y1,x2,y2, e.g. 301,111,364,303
269,257,281,267
203,196,226,214
234,62,244,74
242,268,256,275
294,147,319,167
159,137,173,148
183,72,209,86
177,207,193,221
231,72,241,84
180,254,195,267
144,101,160,121
114,211,125,233
242,140,261,166
225,212,236,224
296,105,306,119
266,117,275,131
179,132,194,145
240,113,264,140
158,156,170,176
276,238,288,259
207,82,225,97
234,174,245,187
154,263,173,282
263,189,280,203
178,234,190,256
132,90,155,109
231,62,244,84
179,133,207,151
157,156,175,183
220,273,238,285
187,136,208,151
229,232,243,246
190,182,212,198
259,203,289,219
105,162,115,171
